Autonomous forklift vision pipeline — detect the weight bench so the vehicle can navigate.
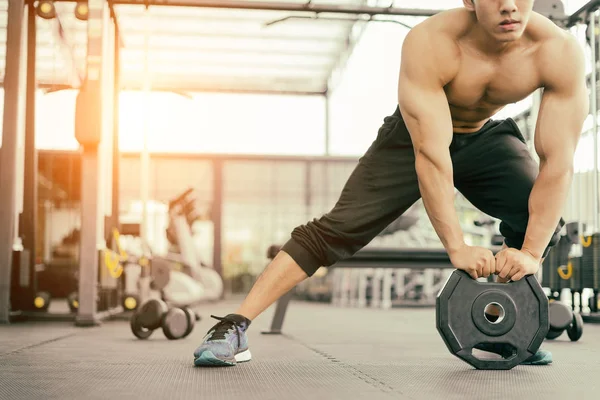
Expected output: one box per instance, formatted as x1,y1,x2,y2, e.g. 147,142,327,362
262,247,462,335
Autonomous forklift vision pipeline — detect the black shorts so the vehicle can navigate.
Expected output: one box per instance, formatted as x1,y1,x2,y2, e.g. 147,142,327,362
281,106,564,277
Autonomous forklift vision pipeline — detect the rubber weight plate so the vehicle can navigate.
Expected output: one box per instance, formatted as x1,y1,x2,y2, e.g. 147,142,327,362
130,310,154,339
567,313,583,341
137,299,168,330
548,301,573,330
162,308,190,340
436,270,549,370
181,307,196,338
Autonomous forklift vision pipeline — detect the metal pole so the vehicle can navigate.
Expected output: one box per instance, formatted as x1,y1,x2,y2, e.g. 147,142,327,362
76,0,107,327
591,11,599,231
567,0,600,28
22,0,37,308
110,0,442,16
0,0,25,324
112,18,120,231
140,7,151,243
212,159,223,286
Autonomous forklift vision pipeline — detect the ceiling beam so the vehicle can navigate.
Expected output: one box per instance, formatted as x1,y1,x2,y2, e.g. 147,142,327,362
106,0,443,17
1,80,326,96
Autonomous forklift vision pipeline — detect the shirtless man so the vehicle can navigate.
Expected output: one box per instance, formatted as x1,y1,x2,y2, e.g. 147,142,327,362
193,0,588,367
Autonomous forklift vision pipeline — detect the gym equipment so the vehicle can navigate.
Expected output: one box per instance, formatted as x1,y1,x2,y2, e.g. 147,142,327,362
122,294,140,311
67,291,79,313
546,301,584,341
581,234,600,292
130,299,196,340
542,228,580,297
547,301,573,339
436,270,548,370
162,307,195,340
167,190,224,301
169,216,223,301
130,299,167,339
33,291,51,312
568,313,584,341
9,249,35,314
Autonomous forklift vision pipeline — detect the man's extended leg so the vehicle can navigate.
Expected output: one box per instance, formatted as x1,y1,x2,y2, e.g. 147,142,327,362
193,108,422,366
452,118,563,366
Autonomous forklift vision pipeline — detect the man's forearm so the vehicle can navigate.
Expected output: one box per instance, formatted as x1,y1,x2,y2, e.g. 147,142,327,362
415,155,465,254
522,164,573,260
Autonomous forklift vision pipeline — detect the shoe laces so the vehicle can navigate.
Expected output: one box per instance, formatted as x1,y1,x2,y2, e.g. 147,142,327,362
207,315,242,348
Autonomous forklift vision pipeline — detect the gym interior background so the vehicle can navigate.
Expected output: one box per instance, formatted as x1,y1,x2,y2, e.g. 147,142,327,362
0,0,600,399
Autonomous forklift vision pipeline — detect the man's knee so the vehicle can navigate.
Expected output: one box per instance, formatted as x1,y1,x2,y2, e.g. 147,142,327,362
500,218,565,258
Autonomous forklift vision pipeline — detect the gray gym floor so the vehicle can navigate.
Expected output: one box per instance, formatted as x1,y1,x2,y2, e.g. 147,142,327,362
1,299,599,400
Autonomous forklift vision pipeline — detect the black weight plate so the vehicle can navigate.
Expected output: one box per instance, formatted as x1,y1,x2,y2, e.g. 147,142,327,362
130,311,154,340
162,308,189,340
545,327,564,340
436,269,549,370
181,307,196,338
567,313,584,341
137,299,168,330
549,301,572,330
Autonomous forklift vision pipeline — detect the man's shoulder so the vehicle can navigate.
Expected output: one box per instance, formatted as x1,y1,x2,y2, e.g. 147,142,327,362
411,8,471,37
404,9,465,52
529,13,577,51
530,14,585,88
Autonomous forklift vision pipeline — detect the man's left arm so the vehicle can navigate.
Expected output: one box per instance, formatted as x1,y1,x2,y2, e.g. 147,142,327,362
522,35,589,261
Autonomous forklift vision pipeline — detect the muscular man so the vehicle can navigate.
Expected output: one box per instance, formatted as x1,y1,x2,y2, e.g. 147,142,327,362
193,0,588,367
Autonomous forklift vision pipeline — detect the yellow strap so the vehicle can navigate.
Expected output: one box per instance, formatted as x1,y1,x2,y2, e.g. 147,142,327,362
581,235,592,248
557,261,573,280
104,249,124,279
112,228,128,260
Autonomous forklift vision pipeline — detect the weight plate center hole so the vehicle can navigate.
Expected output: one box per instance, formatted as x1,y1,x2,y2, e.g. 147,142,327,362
484,302,505,324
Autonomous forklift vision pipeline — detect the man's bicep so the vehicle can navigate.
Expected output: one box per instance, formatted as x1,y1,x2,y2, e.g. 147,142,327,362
397,30,455,151
398,80,454,152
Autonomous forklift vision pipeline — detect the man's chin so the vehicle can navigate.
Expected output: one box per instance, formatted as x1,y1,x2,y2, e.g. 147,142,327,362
495,30,523,42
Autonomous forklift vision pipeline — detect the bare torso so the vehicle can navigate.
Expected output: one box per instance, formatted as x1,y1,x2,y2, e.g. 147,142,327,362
434,9,568,133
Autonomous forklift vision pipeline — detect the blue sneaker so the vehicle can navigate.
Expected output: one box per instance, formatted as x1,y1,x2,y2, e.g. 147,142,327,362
193,314,252,367
521,349,553,365
474,343,553,365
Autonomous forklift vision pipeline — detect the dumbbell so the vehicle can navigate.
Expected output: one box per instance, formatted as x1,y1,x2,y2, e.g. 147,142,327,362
545,300,584,341
67,292,79,313
130,299,196,340
33,291,51,312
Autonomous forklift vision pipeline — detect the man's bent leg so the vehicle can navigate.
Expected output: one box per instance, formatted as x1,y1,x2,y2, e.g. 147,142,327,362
194,108,422,366
237,108,421,321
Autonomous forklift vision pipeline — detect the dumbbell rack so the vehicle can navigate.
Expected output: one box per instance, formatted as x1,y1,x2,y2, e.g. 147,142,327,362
581,234,600,322
541,233,600,323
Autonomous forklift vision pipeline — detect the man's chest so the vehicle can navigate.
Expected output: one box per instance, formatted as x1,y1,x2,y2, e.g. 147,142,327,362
444,51,541,110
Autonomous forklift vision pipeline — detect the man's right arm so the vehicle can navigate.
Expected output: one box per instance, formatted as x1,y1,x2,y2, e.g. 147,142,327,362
397,27,465,256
